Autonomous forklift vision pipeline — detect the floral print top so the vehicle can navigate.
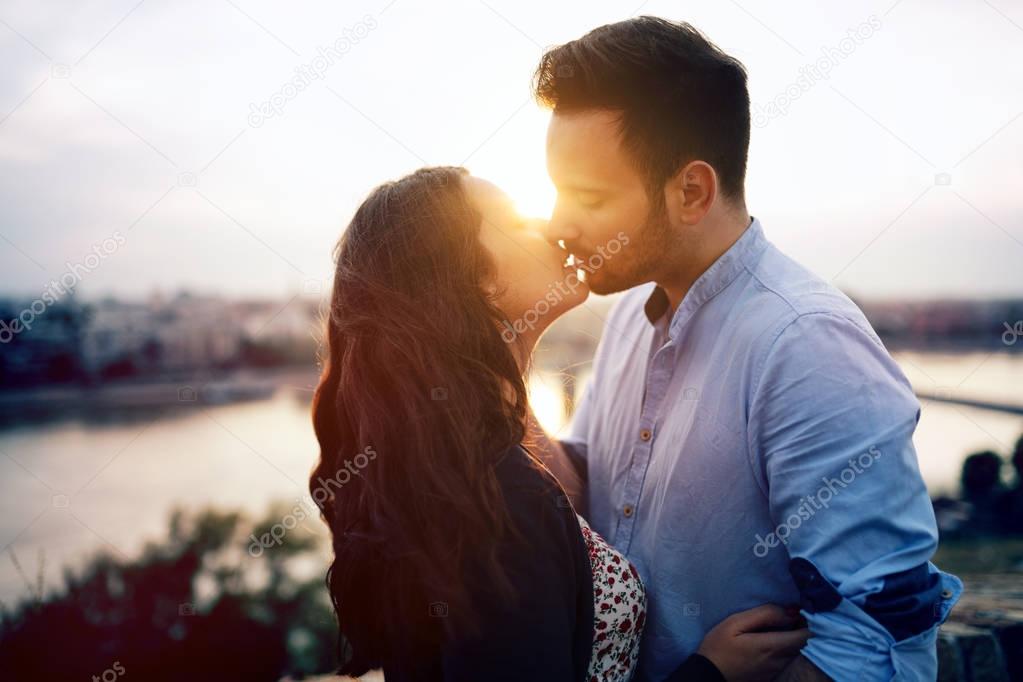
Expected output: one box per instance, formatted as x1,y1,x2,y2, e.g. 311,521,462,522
579,515,646,682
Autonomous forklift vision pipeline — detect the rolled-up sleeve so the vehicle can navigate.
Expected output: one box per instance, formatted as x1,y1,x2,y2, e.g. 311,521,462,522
748,312,962,681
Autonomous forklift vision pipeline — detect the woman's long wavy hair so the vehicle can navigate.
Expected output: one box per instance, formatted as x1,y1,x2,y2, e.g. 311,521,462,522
310,166,530,672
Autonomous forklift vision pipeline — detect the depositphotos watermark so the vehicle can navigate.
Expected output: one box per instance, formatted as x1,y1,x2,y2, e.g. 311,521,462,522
752,446,882,558
0,231,126,344
752,15,882,128
248,15,378,127
91,660,126,682
500,230,630,343
248,445,377,557
1003,321,1023,346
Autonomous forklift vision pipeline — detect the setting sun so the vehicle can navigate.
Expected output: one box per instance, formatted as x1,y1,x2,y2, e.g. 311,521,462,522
510,180,556,220
467,107,557,220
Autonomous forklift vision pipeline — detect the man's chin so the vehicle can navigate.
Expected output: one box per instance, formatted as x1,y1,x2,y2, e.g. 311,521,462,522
582,271,632,296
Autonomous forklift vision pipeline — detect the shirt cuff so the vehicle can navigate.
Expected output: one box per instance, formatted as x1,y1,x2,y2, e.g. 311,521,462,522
800,568,963,681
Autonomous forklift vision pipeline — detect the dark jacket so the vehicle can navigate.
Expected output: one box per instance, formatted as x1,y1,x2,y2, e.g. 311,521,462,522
338,444,594,681
336,444,724,681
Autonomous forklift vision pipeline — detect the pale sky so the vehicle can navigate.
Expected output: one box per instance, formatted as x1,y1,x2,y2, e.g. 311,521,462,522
1,0,1021,302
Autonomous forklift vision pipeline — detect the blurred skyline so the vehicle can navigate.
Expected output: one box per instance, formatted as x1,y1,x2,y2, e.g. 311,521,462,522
1,0,1022,303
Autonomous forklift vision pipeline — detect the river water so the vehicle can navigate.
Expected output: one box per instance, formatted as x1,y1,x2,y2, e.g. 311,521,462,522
1,351,1020,604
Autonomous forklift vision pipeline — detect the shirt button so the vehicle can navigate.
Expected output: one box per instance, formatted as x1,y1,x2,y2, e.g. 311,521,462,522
623,504,635,518
639,428,652,442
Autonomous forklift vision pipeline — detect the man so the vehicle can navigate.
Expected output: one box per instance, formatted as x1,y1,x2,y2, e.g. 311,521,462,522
530,16,961,681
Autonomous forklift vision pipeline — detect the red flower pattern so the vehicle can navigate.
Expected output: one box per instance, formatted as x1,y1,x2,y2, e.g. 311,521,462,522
579,516,646,682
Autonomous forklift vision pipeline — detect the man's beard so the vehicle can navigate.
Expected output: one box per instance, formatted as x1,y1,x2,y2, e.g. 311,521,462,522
585,203,672,295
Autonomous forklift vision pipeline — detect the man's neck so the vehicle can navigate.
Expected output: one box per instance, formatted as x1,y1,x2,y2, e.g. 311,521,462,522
657,208,752,313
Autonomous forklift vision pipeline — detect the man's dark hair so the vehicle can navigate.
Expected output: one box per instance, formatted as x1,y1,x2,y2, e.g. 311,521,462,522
533,16,750,202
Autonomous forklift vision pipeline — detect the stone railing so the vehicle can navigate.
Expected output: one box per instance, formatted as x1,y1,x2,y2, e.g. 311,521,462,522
939,573,1022,681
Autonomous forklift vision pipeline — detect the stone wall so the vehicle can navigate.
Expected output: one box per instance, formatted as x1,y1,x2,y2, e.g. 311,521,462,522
940,573,1023,681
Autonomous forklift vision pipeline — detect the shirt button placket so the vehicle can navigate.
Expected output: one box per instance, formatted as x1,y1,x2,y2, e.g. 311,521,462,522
618,344,673,553
618,425,653,550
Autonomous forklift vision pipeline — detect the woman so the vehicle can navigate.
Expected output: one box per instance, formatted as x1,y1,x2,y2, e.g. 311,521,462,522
311,166,807,680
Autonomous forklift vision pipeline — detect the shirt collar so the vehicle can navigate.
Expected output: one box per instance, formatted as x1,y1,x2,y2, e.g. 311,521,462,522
643,217,768,337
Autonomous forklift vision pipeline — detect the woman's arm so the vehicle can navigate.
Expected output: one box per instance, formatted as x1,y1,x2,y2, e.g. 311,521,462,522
668,653,727,682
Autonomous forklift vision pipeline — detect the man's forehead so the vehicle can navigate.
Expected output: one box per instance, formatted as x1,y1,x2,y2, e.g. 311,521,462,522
546,109,630,184
547,109,624,149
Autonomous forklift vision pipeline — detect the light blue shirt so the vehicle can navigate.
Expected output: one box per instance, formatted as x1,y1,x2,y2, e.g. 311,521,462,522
565,218,962,681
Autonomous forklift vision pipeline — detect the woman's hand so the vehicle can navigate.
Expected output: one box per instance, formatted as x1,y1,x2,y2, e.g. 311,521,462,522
696,604,810,682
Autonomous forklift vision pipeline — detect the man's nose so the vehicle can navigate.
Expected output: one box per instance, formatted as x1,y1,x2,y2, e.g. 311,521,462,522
544,201,579,248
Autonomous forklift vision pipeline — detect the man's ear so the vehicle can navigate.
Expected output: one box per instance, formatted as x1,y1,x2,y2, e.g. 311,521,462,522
665,161,717,226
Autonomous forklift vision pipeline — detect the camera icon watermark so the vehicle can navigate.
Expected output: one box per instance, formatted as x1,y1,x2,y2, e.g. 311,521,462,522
430,387,448,401
934,172,952,186
556,64,575,78
52,494,69,509
178,602,196,616
428,601,449,618
683,602,701,617
303,278,324,295
51,63,72,79
177,172,197,188
178,386,198,402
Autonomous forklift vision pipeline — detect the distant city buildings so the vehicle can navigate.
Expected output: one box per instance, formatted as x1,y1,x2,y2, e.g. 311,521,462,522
0,292,1019,389
856,297,1023,350
0,293,321,387
0,298,85,386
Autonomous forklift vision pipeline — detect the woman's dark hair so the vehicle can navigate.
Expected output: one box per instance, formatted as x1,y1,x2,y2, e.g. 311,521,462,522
310,166,529,672
533,16,750,202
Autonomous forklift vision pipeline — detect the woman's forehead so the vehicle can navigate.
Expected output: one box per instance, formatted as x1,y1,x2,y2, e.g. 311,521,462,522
465,175,514,211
